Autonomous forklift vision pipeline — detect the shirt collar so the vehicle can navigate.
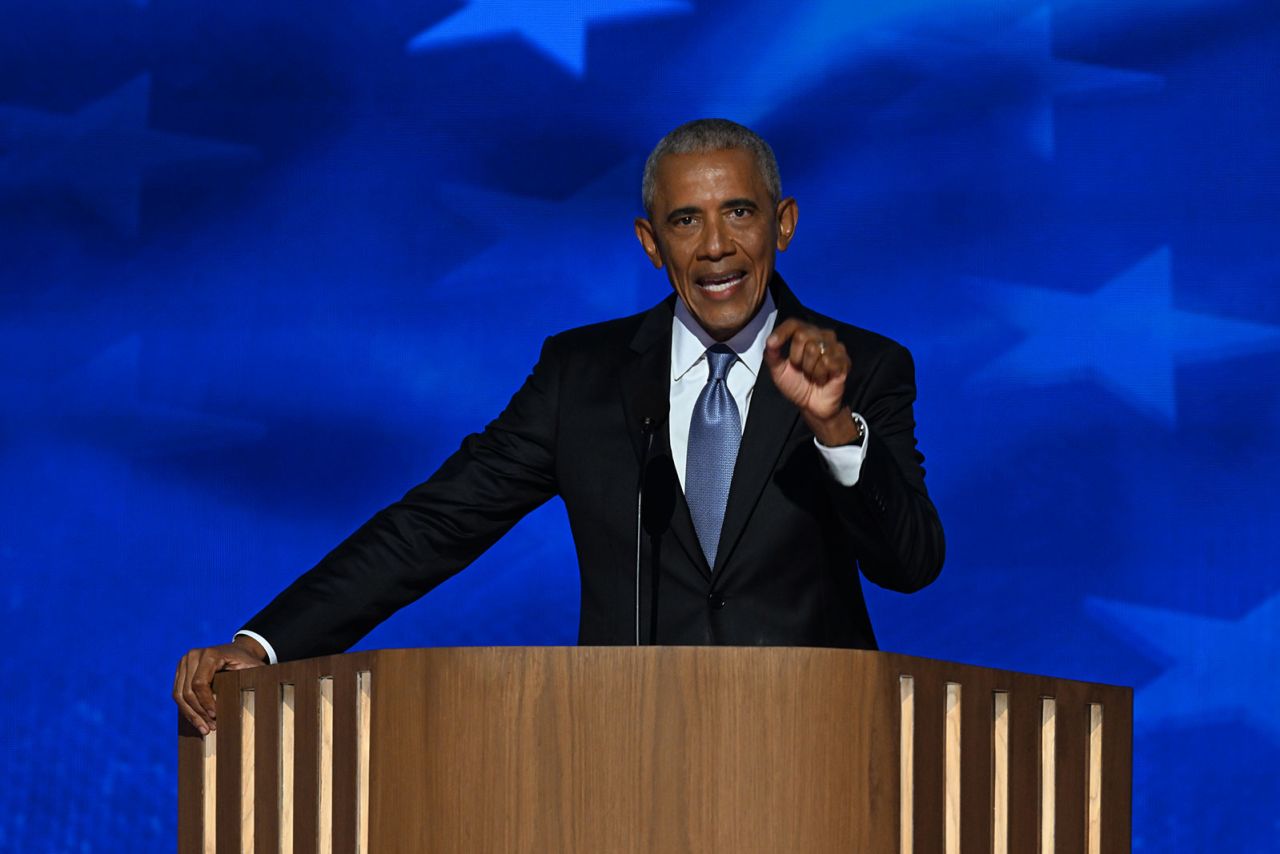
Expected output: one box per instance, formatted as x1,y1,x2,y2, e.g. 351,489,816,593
671,289,778,382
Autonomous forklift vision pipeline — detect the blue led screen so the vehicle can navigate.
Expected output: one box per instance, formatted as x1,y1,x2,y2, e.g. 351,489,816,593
1,0,1278,849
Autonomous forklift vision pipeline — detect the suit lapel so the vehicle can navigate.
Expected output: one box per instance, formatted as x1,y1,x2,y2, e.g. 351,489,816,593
619,297,712,581
619,302,672,465
711,276,808,579
711,360,799,578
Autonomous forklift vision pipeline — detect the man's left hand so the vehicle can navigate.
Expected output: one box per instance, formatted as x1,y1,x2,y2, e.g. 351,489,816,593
765,318,860,446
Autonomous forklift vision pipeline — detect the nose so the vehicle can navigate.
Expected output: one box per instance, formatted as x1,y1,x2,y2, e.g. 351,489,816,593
698,216,734,261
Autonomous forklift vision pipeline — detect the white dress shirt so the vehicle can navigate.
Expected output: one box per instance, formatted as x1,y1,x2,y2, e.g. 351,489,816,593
239,293,872,666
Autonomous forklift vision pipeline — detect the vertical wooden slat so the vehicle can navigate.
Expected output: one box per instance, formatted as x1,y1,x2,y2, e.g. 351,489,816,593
959,675,993,854
914,674,946,852
292,664,320,854
1007,687,1041,853
355,671,372,854
1040,698,1057,854
1100,690,1132,851
203,731,218,854
241,689,256,854
317,676,334,854
280,683,296,854
216,682,243,854
900,675,915,854
1087,704,1103,854
1053,689,1087,854
992,692,1010,854
944,683,961,854
178,718,205,854
330,671,358,853
253,674,281,854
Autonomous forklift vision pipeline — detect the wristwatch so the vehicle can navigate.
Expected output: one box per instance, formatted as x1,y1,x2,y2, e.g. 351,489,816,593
850,412,866,446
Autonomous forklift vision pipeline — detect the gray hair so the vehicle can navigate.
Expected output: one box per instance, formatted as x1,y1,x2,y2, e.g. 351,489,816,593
640,118,782,216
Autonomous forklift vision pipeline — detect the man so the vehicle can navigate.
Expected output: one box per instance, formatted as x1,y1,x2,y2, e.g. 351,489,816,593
174,119,945,735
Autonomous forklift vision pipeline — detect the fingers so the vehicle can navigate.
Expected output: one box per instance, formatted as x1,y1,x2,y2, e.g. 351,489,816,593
771,321,848,385
173,651,211,735
191,653,223,730
765,317,803,355
174,642,271,734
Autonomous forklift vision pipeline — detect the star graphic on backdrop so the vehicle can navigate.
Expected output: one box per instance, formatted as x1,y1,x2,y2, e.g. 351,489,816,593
0,74,256,236
692,0,939,122
429,160,648,319
876,6,1162,157
691,4,1160,154
1087,593,1280,739
970,247,1280,424
407,0,691,76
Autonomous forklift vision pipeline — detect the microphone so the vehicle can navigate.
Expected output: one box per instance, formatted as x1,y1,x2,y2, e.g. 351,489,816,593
631,383,667,645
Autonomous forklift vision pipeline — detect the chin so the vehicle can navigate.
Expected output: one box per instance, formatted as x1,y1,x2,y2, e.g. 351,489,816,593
695,306,752,339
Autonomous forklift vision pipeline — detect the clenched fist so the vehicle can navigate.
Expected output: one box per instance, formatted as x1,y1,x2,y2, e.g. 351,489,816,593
765,318,861,446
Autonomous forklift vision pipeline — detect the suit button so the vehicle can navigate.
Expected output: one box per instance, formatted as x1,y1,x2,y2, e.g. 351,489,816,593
708,595,726,610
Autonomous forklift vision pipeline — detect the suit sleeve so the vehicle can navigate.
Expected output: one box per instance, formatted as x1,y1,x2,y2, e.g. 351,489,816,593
239,336,563,662
830,341,945,593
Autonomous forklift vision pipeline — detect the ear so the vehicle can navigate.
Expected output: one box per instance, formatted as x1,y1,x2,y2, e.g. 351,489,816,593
634,217,665,269
775,197,798,251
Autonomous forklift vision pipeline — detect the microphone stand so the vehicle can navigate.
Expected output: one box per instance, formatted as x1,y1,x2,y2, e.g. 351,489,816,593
635,417,657,645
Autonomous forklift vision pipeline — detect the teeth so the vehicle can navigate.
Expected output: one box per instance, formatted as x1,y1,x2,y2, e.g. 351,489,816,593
700,274,742,293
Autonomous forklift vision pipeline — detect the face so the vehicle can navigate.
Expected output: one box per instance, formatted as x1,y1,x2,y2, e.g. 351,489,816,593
635,148,797,341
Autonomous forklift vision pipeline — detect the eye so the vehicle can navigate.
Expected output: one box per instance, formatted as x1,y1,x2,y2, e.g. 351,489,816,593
729,207,751,219
674,215,696,227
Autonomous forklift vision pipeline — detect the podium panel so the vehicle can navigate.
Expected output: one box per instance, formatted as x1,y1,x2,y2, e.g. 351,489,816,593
178,647,1131,853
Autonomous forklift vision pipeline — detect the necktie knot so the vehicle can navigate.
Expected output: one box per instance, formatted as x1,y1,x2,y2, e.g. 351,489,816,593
705,345,736,382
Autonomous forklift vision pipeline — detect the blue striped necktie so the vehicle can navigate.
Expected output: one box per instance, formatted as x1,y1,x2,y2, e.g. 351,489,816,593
686,344,741,569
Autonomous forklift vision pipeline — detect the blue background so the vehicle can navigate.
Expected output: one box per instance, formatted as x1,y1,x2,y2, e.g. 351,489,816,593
2,0,1278,849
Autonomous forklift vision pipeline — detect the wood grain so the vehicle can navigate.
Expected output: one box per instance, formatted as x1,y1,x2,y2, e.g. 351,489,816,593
330,671,358,854
178,647,1132,853
1087,704,1103,854
177,715,204,854
944,683,961,854
252,678,280,854
290,660,319,854
1103,689,1133,852
355,671,371,854
1054,686,1088,854
958,673,994,854
992,692,1010,854
240,689,255,854
1007,683,1043,853
214,680,240,854
912,668,945,854
279,682,295,854
900,675,915,854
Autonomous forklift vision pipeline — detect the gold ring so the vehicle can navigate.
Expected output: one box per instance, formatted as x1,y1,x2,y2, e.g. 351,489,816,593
817,342,828,355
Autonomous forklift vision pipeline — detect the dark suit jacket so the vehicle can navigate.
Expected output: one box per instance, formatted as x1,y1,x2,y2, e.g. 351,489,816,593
242,276,944,661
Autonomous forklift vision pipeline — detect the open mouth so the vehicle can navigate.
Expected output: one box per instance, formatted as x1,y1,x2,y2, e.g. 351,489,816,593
696,271,747,295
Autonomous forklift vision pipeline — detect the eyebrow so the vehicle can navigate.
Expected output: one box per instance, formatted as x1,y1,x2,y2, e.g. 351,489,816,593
720,198,759,211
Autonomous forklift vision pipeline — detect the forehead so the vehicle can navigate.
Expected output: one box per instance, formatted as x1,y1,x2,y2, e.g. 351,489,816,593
650,148,769,210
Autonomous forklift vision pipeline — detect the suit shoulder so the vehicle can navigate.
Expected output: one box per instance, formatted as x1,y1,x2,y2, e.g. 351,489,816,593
806,308,911,361
544,305,656,354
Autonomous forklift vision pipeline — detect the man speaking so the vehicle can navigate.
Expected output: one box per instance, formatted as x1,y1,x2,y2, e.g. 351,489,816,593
174,119,945,735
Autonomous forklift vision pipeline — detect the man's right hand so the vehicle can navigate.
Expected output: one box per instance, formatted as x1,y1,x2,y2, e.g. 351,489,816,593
174,635,268,735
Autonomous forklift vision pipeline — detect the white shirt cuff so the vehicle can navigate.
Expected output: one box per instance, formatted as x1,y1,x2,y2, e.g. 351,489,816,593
234,629,278,665
813,412,870,487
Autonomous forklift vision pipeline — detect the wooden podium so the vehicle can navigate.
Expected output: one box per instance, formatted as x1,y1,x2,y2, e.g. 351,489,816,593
178,647,1131,853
